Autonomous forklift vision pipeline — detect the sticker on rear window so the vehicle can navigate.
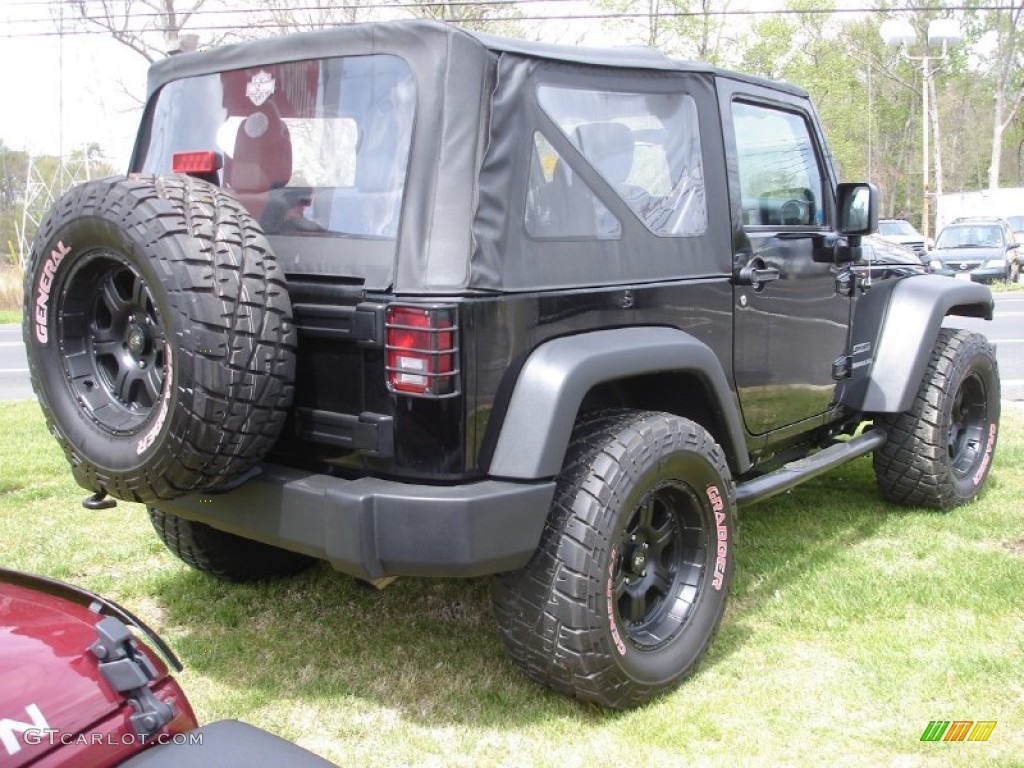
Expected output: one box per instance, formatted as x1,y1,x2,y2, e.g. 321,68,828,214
246,71,276,106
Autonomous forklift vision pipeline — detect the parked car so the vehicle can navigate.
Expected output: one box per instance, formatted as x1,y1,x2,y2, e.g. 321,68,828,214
1008,215,1024,282
857,235,929,282
0,568,336,767
877,218,928,255
928,217,1019,283
1007,214,1024,239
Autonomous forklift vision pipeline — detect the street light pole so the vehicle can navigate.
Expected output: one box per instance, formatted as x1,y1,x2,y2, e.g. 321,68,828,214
921,53,931,242
881,18,961,243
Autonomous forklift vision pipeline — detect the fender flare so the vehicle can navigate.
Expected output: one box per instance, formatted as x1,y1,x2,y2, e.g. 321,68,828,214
487,327,751,479
842,274,993,413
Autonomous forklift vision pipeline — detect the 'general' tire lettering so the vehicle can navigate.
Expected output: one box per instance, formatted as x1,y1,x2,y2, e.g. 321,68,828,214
33,241,71,345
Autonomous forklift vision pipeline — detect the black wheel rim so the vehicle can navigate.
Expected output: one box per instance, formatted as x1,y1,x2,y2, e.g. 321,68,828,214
612,482,708,650
57,251,168,434
948,370,988,477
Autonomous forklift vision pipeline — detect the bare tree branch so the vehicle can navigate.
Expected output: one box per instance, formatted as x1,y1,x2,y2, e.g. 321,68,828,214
60,0,213,62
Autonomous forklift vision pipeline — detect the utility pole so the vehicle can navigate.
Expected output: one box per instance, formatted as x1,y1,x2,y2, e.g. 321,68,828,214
881,18,962,242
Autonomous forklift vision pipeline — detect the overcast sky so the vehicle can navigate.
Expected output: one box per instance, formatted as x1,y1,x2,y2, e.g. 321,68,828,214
0,0,638,169
0,1,603,169
1,0,147,169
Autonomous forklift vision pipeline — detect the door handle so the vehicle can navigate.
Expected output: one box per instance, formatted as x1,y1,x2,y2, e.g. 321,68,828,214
736,258,781,290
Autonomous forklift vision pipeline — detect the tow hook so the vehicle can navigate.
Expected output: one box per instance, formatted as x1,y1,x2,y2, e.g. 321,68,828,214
82,491,117,510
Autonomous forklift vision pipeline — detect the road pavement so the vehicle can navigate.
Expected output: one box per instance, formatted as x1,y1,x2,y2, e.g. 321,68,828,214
945,292,1024,401
0,323,32,402
1,292,1021,403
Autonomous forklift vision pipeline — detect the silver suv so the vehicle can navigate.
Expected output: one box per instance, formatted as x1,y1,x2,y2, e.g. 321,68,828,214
877,218,927,255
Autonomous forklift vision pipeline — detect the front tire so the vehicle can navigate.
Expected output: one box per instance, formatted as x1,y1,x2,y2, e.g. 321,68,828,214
873,328,999,509
492,410,736,709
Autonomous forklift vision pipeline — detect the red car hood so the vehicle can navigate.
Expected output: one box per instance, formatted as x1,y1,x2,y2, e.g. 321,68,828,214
0,575,170,767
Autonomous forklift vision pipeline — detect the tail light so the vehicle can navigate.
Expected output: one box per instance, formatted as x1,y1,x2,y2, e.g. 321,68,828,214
385,305,459,398
171,150,222,176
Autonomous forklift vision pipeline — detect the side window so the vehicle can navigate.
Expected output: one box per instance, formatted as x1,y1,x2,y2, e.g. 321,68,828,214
534,86,707,237
732,101,824,228
525,133,621,240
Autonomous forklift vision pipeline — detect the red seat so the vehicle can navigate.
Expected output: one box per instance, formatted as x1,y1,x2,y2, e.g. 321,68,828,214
225,111,292,221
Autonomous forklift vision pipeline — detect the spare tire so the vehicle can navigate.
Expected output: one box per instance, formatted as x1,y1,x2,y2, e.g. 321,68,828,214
23,174,296,503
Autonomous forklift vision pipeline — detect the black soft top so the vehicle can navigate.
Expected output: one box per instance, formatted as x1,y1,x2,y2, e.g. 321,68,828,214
146,19,806,99
139,20,809,293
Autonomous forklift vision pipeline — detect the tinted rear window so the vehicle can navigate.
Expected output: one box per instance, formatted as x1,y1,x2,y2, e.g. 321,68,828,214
137,54,415,240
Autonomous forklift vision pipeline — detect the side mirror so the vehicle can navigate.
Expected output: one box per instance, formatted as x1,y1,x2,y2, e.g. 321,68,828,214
837,182,879,238
1008,241,1020,251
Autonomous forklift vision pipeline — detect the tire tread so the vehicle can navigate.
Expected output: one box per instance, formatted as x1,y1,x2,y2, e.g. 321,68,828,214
492,410,734,709
873,328,999,509
148,508,314,582
24,174,296,503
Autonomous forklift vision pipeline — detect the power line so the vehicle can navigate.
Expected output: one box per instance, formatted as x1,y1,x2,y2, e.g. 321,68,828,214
0,1,1007,38
7,0,586,14
2,3,1012,35
5,0,578,26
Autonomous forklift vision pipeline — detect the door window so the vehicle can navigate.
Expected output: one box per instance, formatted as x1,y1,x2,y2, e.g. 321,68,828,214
731,101,824,228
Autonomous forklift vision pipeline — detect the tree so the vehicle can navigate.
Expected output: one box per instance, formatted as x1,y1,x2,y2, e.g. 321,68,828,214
64,0,213,62
0,143,117,269
677,0,733,65
974,1,1024,188
0,142,29,266
739,3,874,178
595,0,734,64
740,15,796,80
261,0,382,33
402,0,525,36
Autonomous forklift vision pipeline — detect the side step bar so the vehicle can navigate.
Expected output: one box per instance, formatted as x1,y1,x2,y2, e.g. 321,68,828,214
736,429,888,508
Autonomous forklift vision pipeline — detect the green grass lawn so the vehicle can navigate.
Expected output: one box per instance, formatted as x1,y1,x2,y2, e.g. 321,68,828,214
989,281,1024,293
1,399,1021,767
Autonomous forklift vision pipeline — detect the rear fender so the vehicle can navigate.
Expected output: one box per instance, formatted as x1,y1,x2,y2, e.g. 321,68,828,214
487,327,751,479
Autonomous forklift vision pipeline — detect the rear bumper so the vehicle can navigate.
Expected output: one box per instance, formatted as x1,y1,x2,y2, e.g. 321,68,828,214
156,464,555,581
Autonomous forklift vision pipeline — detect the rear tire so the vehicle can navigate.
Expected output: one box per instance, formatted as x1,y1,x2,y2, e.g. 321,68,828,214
492,410,736,710
149,508,315,583
873,329,999,509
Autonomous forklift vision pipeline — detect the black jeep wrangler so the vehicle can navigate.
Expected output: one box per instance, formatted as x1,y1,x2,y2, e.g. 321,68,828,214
24,20,999,709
